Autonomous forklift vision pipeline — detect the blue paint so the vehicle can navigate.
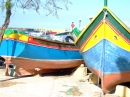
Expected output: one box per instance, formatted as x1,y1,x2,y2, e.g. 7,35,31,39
19,42,82,60
0,39,25,57
0,39,83,60
82,39,130,75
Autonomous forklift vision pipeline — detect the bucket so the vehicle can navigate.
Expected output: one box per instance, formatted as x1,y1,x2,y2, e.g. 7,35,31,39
8,64,16,77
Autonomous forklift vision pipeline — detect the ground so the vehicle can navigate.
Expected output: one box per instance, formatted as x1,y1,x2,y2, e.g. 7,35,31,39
0,68,119,97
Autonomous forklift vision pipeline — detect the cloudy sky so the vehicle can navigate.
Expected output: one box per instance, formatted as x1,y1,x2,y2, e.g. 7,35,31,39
0,0,130,30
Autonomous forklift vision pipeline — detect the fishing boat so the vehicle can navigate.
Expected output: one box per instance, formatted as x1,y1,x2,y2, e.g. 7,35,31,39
0,29,84,77
52,31,74,43
72,0,130,93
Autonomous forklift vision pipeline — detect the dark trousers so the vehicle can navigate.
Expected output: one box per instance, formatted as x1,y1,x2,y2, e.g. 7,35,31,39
65,36,74,42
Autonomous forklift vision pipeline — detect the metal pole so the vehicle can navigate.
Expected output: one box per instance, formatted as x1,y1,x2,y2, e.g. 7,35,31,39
79,18,81,28
104,0,107,6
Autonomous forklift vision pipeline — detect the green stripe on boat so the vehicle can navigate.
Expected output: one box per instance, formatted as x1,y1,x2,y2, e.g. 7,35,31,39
4,29,28,36
76,7,130,48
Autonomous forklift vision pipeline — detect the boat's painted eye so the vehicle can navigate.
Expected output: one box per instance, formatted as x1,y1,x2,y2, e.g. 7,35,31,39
94,35,98,39
114,36,117,40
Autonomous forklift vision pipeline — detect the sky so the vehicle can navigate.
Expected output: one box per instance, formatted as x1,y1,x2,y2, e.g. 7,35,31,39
0,0,130,30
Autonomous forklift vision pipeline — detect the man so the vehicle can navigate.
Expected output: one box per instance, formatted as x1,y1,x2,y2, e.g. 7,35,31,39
65,32,74,43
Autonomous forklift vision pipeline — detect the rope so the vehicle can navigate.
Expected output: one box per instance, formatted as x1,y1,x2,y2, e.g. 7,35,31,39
103,10,108,19
97,10,107,92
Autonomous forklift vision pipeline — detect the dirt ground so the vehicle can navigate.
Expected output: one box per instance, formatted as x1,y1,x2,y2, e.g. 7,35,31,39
0,68,119,97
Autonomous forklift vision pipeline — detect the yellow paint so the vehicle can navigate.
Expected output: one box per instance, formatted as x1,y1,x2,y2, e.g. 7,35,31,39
18,34,28,42
81,22,104,52
3,34,6,38
3,33,17,39
75,6,130,45
81,21,130,52
74,7,104,44
105,22,130,51
3,33,28,42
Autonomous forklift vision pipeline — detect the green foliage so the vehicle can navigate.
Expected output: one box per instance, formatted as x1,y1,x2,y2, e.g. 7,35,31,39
6,1,13,9
0,0,71,17
0,0,72,43
0,1,13,12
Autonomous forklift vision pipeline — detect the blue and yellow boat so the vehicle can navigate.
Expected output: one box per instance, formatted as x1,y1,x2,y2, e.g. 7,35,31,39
72,1,130,93
0,29,84,77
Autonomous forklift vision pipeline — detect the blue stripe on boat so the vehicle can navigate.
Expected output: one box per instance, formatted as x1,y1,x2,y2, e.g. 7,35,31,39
0,39,83,60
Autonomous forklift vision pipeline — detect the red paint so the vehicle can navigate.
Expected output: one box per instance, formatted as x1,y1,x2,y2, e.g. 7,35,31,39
71,23,75,29
10,58,84,77
28,36,39,44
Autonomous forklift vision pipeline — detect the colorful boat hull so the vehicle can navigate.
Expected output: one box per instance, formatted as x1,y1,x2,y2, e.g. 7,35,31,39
73,7,130,93
0,29,84,76
82,39,130,92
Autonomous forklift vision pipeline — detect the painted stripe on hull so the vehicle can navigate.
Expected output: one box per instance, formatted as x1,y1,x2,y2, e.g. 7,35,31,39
0,39,83,60
11,58,84,76
88,66,130,93
20,42,82,60
75,7,130,48
103,72,130,93
82,39,130,75
0,39,25,56
81,20,130,52
11,58,84,69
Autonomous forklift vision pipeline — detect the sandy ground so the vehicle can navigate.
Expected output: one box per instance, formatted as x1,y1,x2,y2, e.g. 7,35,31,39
0,68,119,97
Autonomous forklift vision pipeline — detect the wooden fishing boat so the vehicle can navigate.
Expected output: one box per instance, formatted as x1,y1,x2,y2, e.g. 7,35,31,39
72,1,130,93
0,29,84,77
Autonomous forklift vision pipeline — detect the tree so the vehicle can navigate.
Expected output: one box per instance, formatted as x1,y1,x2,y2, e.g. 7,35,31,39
0,0,72,43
